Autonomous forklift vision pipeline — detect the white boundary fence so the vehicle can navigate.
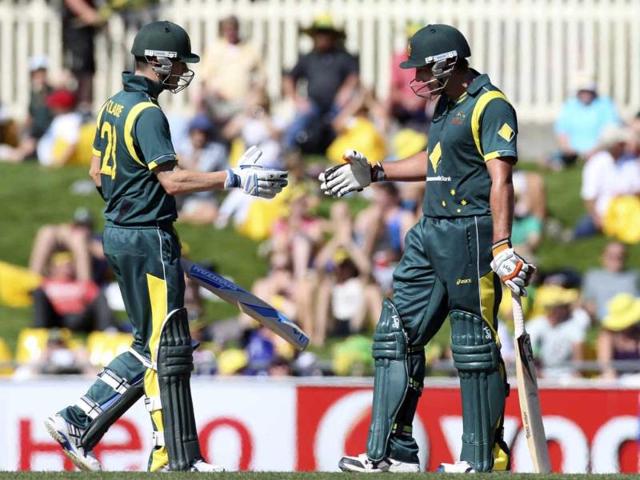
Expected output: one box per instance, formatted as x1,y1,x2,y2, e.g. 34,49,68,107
1,0,639,122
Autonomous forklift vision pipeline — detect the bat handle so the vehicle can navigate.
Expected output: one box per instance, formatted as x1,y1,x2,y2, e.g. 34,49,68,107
511,292,525,337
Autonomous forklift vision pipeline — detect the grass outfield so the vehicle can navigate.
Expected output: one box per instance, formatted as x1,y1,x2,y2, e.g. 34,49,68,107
0,474,636,479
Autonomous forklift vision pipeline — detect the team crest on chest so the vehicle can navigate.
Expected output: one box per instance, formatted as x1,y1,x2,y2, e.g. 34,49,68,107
451,111,466,125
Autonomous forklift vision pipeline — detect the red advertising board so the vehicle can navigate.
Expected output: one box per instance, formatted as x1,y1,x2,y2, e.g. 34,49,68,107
1,379,638,472
296,385,640,473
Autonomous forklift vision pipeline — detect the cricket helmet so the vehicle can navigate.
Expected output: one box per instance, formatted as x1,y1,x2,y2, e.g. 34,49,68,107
401,24,471,98
131,21,200,93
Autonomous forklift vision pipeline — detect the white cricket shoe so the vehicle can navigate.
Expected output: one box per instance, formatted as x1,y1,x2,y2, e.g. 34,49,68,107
44,414,102,472
190,459,225,472
339,453,420,472
437,461,476,473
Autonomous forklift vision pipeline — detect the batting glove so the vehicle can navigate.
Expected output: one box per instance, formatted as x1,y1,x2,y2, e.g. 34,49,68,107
490,239,536,297
318,149,385,197
225,146,288,199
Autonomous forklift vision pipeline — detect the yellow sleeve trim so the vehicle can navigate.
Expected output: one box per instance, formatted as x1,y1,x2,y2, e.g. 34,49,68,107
124,101,159,168
95,101,108,129
92,147,101,157
148,160,158,170
483,151,502,161
471,90,508,158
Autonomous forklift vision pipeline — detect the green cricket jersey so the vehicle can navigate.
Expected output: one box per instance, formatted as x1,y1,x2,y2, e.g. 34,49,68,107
92,73,178,226
423,73,518,217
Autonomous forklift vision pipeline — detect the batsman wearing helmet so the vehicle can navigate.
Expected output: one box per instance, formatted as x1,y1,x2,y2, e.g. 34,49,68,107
44,21,287,472
320,24,535,473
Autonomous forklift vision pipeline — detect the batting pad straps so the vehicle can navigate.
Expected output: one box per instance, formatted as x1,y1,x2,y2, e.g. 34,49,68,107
129,347,154,370
145,395,162,412
98,368,131,394
76,396,103,420
152,430,165,447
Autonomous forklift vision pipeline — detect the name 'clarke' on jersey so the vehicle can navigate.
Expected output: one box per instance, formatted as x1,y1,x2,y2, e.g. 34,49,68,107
92,73,178,226
423,73,518,217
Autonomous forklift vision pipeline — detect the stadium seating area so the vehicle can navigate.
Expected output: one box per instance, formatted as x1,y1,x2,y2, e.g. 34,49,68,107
1,9,640,381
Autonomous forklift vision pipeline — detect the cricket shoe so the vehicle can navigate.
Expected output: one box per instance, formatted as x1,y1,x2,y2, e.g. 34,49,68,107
339,453,420,472
437,461,476,473
190,459,225,472
44,414,102,471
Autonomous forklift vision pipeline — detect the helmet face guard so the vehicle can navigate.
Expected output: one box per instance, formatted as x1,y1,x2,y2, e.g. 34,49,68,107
146,55,195,94
410,50,458,99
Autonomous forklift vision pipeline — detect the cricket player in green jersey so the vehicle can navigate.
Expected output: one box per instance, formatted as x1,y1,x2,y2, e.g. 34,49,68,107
320,24,536,473
44,21,288,472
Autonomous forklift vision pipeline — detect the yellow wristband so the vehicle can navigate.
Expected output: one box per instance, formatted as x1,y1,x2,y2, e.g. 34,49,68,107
492,238,511,257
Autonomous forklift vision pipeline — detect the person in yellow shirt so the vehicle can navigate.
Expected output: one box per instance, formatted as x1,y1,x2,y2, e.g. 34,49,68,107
199,15,266,122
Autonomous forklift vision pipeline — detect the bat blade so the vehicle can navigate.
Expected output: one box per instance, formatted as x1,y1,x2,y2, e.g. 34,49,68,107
515,331,551,473
183,260,309,350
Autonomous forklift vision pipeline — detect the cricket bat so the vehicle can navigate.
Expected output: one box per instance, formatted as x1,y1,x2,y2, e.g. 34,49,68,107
512,293,551,473
182,259,310,351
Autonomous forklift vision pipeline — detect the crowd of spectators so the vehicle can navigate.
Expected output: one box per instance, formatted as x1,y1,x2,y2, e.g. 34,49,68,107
2,11,640,381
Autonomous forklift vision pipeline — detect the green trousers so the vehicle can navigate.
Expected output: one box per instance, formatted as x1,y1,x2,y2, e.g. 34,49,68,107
60,223,185,471
386,215,504,463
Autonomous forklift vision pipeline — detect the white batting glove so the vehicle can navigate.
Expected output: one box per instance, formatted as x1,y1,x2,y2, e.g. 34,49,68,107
318,150,385,198
490,241,536,297
225,146,288,199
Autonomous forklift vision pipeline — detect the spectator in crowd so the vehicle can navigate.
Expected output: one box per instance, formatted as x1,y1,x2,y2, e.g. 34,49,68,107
0,103,20,162
176,114,228,224
282,13,359,153
32,251,114,332
0,57,55,163
270,188,323,280
582,242,640,322
527,285,589,378
310,201,382,345
354,182,414,293
386,23,431,132
326,88,387,165
597,293,640,379
199,15,266,124
29,208,101,283
512,170,546,258
36,89,84,167
548,72,620,169
62,0,106,109
222,88,286,169
576,126,640,237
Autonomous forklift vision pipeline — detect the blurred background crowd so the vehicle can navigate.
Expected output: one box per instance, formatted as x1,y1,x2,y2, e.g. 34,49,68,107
1,1,640,382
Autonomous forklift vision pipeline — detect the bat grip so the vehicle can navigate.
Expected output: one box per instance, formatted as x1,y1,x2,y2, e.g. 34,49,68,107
511,292,525,337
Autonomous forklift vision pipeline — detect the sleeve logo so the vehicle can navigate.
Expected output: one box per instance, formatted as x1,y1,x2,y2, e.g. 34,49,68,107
498,123,515,141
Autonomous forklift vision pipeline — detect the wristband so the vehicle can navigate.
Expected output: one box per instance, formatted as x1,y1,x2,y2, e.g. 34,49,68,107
371,163,386,183
491,238,511,257
224,168,240,189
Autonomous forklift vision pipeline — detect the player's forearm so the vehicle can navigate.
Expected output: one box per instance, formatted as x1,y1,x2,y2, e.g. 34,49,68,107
380,151,428,181
489,171,514,243
157,168,228,195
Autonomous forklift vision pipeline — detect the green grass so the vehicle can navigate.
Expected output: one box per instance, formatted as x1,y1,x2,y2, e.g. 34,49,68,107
0,474,633,479
1,161,640,358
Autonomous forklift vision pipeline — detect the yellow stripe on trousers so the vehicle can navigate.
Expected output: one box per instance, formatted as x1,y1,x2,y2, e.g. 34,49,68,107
145,272,169,472
479,271,501,348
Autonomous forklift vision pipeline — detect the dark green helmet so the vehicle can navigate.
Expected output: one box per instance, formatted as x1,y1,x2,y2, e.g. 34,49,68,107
131,20,200,64
400,24,470,70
